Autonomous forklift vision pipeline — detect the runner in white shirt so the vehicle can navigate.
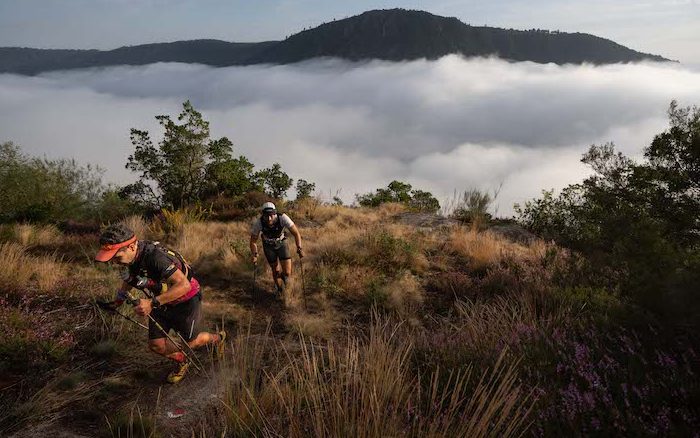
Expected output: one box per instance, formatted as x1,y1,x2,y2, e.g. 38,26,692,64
249,202,304,295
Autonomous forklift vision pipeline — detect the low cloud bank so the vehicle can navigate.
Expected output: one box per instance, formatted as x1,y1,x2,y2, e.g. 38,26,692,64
1,56,699,214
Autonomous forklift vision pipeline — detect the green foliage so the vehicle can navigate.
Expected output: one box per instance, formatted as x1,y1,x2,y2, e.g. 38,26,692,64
0,141,137,223
125,100,261,208
295,178,316,200
254,163,293,199
207,155,257,197
450,189,493,226
516,102,700,317
364,276,389,308
356,180,440,213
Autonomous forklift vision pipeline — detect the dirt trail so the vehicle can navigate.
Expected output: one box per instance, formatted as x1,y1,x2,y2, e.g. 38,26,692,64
9,261,296,438
140,273,295,436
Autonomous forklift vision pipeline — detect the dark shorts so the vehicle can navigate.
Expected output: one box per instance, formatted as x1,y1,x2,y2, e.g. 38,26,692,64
148,294,202,342
263,239,291,265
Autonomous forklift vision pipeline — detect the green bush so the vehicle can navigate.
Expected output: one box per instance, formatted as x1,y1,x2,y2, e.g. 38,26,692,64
450,189,493,226
356,180,440,213
0,142,143,223
516,102,700,320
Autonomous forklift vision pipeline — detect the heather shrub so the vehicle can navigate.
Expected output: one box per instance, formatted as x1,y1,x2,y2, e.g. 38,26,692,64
519,321,700,436
0,296,76,373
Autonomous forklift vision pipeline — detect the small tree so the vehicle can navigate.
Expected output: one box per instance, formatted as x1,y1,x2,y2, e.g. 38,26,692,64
295,179,316,200
409,189,441,213
254,163,293,199
125,101,254,209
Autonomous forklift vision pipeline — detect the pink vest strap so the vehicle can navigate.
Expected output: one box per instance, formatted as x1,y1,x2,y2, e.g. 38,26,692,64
171,278,200,304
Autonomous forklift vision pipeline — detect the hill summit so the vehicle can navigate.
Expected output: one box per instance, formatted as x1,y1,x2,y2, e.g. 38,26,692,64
0,8,669,75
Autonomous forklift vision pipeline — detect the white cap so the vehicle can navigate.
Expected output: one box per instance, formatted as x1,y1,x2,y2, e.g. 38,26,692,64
261,202,276,212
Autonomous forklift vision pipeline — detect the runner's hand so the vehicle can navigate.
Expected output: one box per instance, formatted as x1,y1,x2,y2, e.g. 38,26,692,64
134,298,153,317
297,246,305,258
252,254,258,265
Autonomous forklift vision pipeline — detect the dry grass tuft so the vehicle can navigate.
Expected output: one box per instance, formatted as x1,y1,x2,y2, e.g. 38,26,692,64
0,368,102,434
289,197,342,224
220,317,531,437
12,224,61,247
447,227,547,272
173,221,249,270
384,271,424,315
286,311,338,340
120,215,149,241
0,243,66,292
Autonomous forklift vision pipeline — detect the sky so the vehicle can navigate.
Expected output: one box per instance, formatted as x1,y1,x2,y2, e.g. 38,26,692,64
0,0,698,65
2,58,699,215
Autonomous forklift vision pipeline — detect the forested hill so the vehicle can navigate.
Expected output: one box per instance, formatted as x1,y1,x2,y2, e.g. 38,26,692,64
0,9,669,75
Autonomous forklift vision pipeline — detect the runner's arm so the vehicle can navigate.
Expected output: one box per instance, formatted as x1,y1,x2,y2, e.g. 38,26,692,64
134,269,190,315
155,269,191,305
289,224,303,253
249,234,259,257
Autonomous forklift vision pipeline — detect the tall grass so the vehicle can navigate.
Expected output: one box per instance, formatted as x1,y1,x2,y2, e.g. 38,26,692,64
220,318,532,437
447,227,546,272
0,242,66,292
120,215,149,241
11,223,62,246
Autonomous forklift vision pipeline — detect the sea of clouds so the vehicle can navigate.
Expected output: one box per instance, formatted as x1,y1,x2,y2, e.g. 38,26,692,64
1,56,699,215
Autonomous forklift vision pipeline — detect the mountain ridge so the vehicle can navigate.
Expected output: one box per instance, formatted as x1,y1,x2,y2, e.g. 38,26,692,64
0,9,670,75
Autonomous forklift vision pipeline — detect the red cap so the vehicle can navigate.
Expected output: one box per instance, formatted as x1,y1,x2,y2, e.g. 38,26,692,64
95,236,137,262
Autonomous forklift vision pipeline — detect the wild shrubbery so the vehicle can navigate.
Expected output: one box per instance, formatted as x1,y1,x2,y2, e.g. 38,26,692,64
356,180,441,213
517,101,700,321
1,101,312,225
0,142,139,224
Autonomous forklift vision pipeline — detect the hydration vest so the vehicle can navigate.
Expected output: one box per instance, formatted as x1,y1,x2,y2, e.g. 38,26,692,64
124,241,195,297
260,214,285,241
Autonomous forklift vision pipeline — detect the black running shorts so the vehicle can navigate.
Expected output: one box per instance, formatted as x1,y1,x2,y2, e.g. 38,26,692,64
263,239,291,264
148,294,202,342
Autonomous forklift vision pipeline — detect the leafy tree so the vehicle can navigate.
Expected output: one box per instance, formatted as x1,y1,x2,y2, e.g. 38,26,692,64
254,163,293,199
516,101,700,316
205,155,257,198
295,179,316,200
125,101,254,208
356,180,440,213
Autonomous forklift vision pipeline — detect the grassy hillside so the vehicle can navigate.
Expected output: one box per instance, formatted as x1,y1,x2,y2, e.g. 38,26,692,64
1,200,697,436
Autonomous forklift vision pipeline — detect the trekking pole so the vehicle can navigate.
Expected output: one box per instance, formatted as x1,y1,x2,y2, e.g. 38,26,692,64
299,256,308,310
164,317,210,377
95,299,149,331
252,260,258,298
124,292,205,374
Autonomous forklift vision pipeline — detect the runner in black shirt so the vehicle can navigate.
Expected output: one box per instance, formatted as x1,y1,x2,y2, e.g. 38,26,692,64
96,224,225,384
